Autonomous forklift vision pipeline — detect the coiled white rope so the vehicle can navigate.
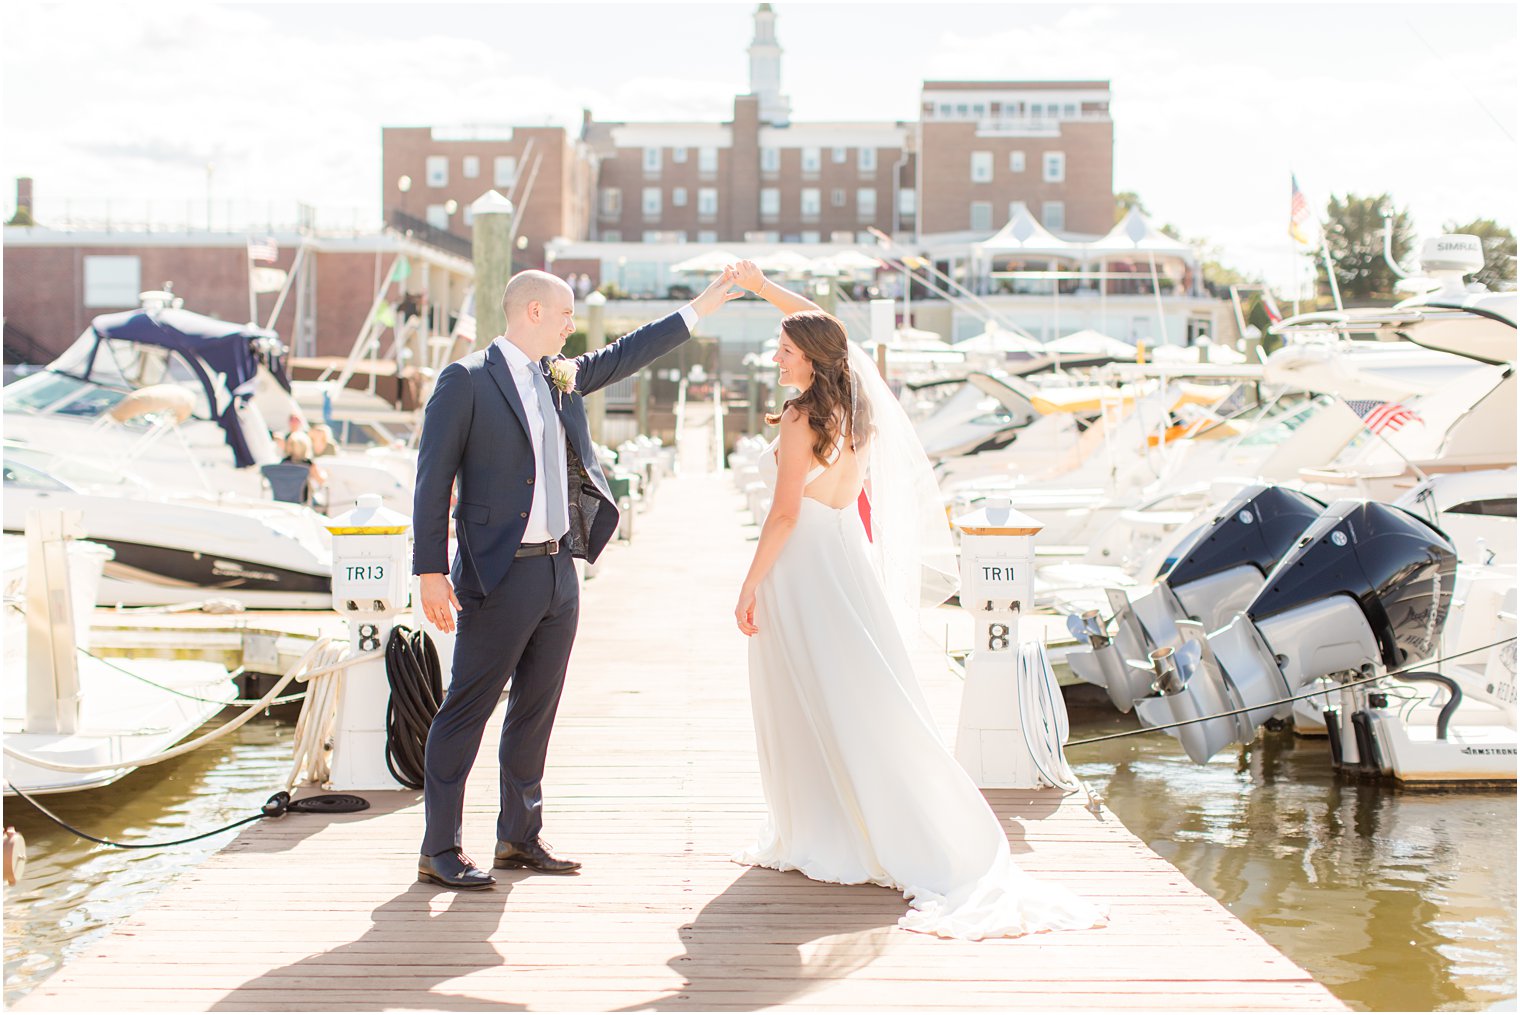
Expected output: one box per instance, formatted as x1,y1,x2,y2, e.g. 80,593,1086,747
2,639,382,776
284,640,351,789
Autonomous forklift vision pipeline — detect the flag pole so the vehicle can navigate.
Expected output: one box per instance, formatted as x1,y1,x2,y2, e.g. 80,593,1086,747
1334,394,1428,484
1320,234,1344,312
246,237,259,325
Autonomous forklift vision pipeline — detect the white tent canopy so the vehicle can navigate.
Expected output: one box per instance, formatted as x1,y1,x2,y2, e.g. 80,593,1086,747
975,201,1081,256
1047,329,1138,357
1088,209,1194,257
952,324,1046,355
669,249,741,273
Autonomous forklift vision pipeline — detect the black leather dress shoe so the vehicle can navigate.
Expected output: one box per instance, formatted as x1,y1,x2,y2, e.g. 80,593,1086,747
494,838,581,873
418,850,496,890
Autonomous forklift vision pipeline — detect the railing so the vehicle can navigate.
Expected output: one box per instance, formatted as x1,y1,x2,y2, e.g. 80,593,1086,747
3,321,49,365
2,198,380,235
387,209,473,259
711,379,725,473
673,377,688,450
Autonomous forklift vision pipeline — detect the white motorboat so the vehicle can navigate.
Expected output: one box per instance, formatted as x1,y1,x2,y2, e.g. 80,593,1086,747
3,520,238,795
3,444,332,609
3,293,413,516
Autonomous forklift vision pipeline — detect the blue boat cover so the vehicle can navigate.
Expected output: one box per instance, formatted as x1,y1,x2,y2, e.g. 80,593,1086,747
84,308,292,468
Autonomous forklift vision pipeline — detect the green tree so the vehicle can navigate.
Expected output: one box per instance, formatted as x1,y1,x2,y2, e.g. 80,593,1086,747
1323,193,1415,303
1443,218,1516,291
1114,191,1149,222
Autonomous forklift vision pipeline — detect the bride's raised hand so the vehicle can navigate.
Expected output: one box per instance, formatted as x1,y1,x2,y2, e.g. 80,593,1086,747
731,260,766,294
735,585,758,636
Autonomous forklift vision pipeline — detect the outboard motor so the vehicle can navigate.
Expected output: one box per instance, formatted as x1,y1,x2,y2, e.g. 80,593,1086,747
1067,484,1324,712
1134,499,1457,764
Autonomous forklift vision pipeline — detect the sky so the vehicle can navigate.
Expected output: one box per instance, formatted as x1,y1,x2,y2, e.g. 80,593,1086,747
3,0,1516,289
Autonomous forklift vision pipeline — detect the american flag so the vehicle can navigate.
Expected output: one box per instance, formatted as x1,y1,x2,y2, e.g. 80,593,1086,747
1260,289,1283,324
1289,174,1316,247
1345,398,1422,433
246,236,278,263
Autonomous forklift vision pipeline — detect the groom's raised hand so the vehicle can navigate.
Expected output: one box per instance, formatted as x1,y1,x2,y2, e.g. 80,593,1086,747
689,266,744,318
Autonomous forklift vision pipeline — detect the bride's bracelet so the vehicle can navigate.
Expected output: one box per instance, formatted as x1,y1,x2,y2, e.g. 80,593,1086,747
757,279,770,298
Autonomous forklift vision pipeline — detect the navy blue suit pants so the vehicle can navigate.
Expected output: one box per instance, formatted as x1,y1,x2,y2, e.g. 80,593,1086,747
420,550,579,856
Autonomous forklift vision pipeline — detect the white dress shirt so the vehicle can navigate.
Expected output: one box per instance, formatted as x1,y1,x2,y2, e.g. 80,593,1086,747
493,305,698,544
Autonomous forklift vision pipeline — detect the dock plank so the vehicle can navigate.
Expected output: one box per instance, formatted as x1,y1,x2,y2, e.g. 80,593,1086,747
14,470,1345,1011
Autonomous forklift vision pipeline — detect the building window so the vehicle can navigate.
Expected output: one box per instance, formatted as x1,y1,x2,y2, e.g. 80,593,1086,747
801,147,821,173
969,202,993,232
898,188,916,216
599,187,622,218
83,255,140,307
1008,151,1025,173
1043,151,1065,183
1042,201,1065,231
831,188,846,207
800,188,821,220
858,148,877,173
832,146,848,163
760,147,780,173
642,187,661,219
463,206,474,227
970,151,993,183
697,188,718,218
801,231,821,243
698,146,718,173
494,156,517,186
856,188,876,222
760,188,780,218
697,230,718,243
672,147,688,163
427,204,450,230
672,187,688,207
643,147,662,173
602,229,622,242
425,155,448,187
462,156,479,179
1063,103,1077,118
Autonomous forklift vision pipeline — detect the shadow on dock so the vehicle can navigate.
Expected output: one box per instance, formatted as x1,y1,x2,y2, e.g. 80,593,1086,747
207,887,528,1012
616,866,897,1011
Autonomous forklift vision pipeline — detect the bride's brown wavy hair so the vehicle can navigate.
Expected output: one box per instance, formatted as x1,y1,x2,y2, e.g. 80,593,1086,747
765,311,871,465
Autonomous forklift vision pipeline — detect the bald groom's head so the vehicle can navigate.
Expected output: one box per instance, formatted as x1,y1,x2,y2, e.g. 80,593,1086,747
502,270,573,322
500,270,577,359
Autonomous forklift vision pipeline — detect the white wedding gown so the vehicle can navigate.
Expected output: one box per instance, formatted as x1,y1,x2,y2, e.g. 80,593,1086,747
736,438,1107,939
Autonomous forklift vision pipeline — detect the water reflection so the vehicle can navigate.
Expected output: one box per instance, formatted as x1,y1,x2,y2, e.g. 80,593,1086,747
3,716,296,1005
1069,701,1516,1012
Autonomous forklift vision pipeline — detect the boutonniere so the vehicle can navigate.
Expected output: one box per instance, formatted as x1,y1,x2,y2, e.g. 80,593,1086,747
546,358,578,407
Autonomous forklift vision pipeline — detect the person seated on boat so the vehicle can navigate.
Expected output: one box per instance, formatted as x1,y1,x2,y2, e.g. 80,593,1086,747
270,431,289,458
282,431,328,499
308,423,339,457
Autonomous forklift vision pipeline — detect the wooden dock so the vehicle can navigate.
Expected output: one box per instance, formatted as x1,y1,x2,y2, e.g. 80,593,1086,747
15,468,1345,1012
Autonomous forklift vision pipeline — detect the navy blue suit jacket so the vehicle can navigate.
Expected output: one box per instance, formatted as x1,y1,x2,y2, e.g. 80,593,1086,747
412,312,691,595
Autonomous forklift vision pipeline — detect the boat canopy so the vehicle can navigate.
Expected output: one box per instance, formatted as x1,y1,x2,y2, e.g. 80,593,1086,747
73,308,290,468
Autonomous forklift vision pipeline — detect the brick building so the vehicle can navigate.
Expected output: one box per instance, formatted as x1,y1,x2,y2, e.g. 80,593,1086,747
380,5,1114,265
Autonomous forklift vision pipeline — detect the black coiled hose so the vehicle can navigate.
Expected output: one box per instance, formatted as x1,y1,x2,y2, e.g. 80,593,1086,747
384,625,444,789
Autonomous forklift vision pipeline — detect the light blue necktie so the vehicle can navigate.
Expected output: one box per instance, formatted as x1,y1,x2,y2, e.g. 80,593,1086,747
530,366,569,540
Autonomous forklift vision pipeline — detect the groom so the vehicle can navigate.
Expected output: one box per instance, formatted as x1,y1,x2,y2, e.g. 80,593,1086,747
412,267,740,889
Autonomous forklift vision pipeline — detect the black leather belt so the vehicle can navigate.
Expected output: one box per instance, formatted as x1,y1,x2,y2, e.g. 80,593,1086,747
515,538,561,558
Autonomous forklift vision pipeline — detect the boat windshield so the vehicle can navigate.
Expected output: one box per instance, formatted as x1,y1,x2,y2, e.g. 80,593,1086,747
7,331,215,422
1,458,75,493
1235,396,1330,448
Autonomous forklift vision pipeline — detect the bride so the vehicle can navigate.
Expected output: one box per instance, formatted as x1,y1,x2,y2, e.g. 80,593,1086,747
728,260,1106,940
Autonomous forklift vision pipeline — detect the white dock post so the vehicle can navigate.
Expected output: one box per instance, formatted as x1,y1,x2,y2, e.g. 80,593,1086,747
951,498,1048,788
23,510,86,736
325,494,412,790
